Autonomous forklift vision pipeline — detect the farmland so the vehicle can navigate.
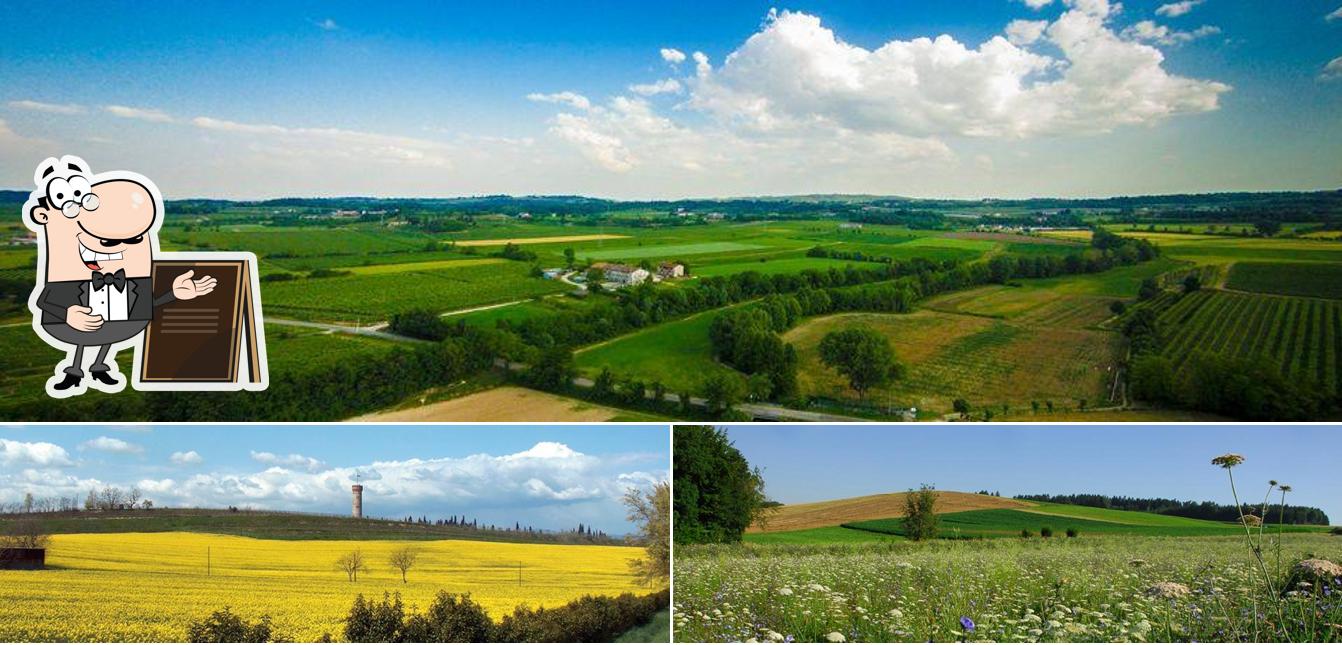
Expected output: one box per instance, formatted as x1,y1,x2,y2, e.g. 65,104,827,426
0,532,651,642
4,190,1342,421
741,493,1330,545
1149,289,1342,396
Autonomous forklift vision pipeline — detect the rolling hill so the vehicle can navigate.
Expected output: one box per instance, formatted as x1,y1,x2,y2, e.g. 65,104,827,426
0,508,620,545
749,491,1029,533
744,491,1333,544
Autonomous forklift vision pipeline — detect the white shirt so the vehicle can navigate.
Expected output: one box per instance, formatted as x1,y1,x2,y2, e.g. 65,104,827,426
89,279,129,322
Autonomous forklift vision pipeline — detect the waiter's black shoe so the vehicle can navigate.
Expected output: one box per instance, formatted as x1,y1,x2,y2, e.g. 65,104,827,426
90,370,119,386
53,373,82,390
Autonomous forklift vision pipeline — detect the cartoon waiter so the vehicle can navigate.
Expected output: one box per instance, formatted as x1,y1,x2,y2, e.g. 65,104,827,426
25,155,218,397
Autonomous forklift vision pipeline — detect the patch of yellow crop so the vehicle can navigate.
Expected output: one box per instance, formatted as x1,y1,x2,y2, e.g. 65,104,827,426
0,533,650,642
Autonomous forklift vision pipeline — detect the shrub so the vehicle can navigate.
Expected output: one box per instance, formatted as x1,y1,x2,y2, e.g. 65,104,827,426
902,485,939,541
186,608,279,643
1066,527,1079,538
401,591,494,643
1020,529,1033,538
1331,526,1342,536
1040,526,1054,538
338,588,669,643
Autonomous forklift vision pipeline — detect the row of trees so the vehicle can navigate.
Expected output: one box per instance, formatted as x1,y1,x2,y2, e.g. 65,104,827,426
1016,493,1330,525
1,487,154,515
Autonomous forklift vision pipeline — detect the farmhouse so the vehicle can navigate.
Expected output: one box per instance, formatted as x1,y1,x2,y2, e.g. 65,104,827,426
839,222,864,230
541,268,565,279
592,262,649,286
657,262,685,279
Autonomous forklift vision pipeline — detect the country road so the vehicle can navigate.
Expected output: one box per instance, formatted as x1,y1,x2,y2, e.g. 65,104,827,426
266,317,429,343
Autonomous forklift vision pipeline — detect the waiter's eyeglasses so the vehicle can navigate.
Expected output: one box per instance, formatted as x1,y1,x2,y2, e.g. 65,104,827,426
60,193,100,219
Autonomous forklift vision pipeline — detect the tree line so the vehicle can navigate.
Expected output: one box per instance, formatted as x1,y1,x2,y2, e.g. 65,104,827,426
1016,493,1330,525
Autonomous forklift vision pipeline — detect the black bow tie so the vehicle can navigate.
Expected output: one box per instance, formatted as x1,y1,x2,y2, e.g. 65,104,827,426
92,269,127,293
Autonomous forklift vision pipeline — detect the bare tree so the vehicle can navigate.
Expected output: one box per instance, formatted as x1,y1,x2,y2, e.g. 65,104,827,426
1,518,50,549
623,481,670,585
387,546,420,583
128,487,142,509
335,550,368,582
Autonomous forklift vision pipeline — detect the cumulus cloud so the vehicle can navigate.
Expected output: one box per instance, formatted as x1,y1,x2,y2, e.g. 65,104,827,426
1329,6,1342,21
250,450,325,472
1122,20,1221,45
1017,0,1056,9
140,442,659,514
8,99,86,115
0,438,74,467
660,47,687,64
1156,0,1203,17
79,436,143,454
526,91,592,110
1322,56,1342,81
1006,19,1050,45
628,78,684,96
314,18,339,31
104,105,175,123
170,450,203,465
684,9,1228,139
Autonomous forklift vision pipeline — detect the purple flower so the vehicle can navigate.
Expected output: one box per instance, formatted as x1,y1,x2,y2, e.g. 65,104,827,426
960,616,976,632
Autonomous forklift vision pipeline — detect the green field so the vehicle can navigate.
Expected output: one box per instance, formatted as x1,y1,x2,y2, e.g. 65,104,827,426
692,256,878,277
786,311,1121,416
742,502,1330,544
580,241,766,261
1225,261,1342,299
574,308,742,389
845,508,1323,539
1154,289,1342,394
262,261,569,321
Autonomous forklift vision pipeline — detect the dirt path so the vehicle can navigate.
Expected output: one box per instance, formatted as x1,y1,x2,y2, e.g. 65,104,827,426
348,386,635,421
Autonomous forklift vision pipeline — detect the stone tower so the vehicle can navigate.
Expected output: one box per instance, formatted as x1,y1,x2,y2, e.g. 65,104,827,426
351,484,363,518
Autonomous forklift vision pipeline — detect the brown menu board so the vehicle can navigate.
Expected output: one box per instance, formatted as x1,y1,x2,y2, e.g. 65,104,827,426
140,259,262,384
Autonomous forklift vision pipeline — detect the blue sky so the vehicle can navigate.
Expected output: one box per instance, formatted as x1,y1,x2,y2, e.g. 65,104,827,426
1,1,1338,199
723,424,1342,521
0,424,668,534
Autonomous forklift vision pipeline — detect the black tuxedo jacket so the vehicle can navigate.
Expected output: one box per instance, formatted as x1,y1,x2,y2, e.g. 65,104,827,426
36,278,176,325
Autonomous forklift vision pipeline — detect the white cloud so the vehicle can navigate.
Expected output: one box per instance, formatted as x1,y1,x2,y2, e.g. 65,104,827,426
660,48,687,64
1328,6,1342,21
79,436,144,455
628,78,684,96
170,450,203,465
0,438,74,467
1156,0,1203,17
682,9,1227,139
1006,19,1049,45
526,91,592,110
250,450,325,473
104,104,175,123
1017,0,1055,9
1322,56,1342,81
7,99,86,115
143,442,656,512
315,18,339,31
1122,20,1221,45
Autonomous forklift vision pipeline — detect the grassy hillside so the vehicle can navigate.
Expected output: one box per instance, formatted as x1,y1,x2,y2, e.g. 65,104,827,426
748,491,1027,533
0,508,617,544
741,494,1334,544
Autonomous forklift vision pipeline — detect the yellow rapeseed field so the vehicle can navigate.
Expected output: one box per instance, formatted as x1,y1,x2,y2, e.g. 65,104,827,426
0,533,652,642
